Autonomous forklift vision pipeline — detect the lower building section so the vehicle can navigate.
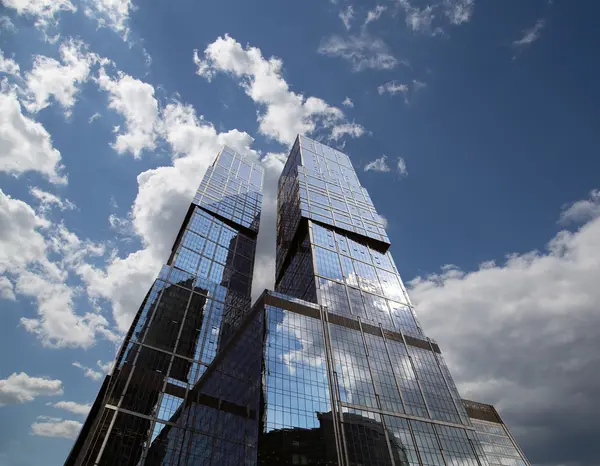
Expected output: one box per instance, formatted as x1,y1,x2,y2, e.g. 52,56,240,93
256,291,490,466
463,400,530,466
68,288,528,466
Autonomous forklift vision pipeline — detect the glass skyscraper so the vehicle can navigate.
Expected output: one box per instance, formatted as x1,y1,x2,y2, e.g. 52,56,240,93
66,146,264,465
67,136,529,466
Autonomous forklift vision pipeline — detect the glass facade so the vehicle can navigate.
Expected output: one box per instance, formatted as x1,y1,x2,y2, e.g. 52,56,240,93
68,135,529,466
65,146,264,466
463,400,530,466
263,135,525,466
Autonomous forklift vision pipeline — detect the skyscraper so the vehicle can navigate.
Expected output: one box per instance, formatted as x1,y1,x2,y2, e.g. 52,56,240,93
255,135,492,466
66,146,264,465
68,136,529,466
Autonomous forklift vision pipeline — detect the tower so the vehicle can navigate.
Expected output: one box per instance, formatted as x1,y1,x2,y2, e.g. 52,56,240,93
67,136,529,466
254,135,529,466
66,146,264,465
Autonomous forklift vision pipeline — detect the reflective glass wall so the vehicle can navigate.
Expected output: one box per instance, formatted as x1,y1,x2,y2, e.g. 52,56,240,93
267,135,492,466
66,147,264,466
463,400,530,466
256,291,489,466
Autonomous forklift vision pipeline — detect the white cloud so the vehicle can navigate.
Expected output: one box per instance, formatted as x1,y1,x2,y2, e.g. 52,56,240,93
83,0,134,38
50,400,91,416
30,187,76,213
31,417,82,439
397,156,408,177
0,48,20,75
24,39,99,116
318,33,399,71
0,89,67,184
0,189,52,275
364,5,386,26
0,0,76,37
364,155,391,172
0,190,115,347
88,112,101,123
377,80,409,96
78,101,260,331
339,5,354,30
72,361,102,381
342,97,354,108
0,372,63,406
108,213,132,236
378,79,426,103
408,193,600,465
0,276,16,300
97,68,159,157
513,19,546,47
397,0,475,34
443,0,475,25
330,122,365,140
559,189,600,225
96,359,114,374
398,0,437,34
195,35,361,145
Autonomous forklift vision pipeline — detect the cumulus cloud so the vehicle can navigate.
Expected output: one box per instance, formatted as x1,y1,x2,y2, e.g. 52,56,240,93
339,5,354,30
364,155,391,172
72,361,102,381
0,89,67,184
96,68,159,157
409,191,600,466
513,19,546,48
31,416,82,439
0,190,115,347
83,0,134,38
0,372,63,406
0,48,20,75
0,275,16,300
72,360,113,381
194,35,362,145
342,97,354,108
559,189,600,225
318,33,399,71
364,155,407,177
0,0,76,38
50,400,91,416
24,39,101,116
330,122,365,140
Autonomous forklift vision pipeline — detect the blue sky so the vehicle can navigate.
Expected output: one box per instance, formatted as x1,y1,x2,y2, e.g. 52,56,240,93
1,0,599,465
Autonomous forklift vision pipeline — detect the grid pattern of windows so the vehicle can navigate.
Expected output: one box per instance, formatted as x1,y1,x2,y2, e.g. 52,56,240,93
471,420,528,466
257,292,492,466
263,306,331,432
194,147,263,233
409,346,463,425
310,220,421,336
71,146,263,466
